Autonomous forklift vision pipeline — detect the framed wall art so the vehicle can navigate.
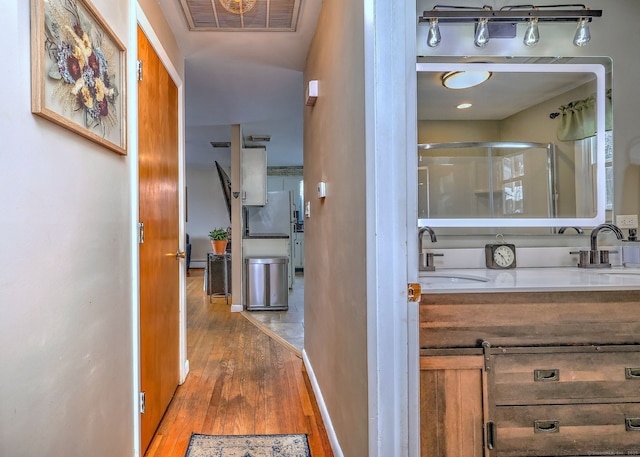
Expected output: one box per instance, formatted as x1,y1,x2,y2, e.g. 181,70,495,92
30,0,127,155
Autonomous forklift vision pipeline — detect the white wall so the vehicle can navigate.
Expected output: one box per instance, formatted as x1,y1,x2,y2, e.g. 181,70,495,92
0,1,185,455
0,1,134,455
186,165,230,267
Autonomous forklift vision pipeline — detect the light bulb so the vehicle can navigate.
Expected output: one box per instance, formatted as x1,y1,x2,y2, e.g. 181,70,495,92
523,18,540,47
474,18,490,48
427,18,441,48
573,18,591,47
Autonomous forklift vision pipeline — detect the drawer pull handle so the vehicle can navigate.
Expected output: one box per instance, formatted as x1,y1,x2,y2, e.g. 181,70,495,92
534,420,559,433
626,368,640,379
534,369,559,382
626,418,640,431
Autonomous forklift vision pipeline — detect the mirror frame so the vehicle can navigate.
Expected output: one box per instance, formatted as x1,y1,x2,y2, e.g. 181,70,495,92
416,61,607,228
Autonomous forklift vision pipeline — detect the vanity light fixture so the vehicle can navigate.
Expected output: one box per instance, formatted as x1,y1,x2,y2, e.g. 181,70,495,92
523,17,540,47
474,17,490,47
442,70,491,89
426,18,441,48
573,17,591,46
419,4,602,48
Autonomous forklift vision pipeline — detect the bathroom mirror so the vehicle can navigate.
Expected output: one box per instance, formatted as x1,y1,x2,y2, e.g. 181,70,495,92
417,57,611,230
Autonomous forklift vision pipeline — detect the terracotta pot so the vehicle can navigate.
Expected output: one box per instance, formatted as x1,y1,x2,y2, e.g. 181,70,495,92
211,240,228,255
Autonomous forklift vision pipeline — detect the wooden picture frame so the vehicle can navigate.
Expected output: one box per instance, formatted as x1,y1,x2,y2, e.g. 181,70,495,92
30,0,127,155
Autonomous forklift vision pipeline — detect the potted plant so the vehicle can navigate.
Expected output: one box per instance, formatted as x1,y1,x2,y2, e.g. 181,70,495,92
208,227,229,255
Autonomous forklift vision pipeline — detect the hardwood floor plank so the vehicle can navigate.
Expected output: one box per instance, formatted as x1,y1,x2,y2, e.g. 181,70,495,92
145,270,333,456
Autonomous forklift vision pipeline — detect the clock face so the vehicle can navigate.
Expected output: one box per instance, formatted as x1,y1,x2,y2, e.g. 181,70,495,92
493,245,515,267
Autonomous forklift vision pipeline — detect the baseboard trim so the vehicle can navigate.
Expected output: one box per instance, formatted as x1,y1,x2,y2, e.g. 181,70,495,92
230,303,243,313
302,349,344,457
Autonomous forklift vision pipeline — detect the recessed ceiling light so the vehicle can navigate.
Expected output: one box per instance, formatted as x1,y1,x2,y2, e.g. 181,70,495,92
457,103,473,109
442,71,491,89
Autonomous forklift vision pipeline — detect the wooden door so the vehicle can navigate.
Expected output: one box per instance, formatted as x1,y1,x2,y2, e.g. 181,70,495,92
137,26,180,453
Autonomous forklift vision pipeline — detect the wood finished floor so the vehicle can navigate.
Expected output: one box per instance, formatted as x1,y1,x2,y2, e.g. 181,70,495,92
144,269,333,457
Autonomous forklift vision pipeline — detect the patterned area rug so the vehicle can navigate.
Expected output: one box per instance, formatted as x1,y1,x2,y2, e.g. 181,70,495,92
184,433,311,457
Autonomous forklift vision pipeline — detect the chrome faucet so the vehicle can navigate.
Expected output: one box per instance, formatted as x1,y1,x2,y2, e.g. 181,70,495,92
590,223,624,251
573,223,624,268
418,226,442,271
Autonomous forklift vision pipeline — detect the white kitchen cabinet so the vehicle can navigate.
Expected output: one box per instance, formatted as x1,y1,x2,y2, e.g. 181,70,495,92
241,148,267,205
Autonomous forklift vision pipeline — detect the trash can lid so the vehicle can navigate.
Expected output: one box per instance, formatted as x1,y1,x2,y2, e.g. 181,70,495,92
245,256,288,264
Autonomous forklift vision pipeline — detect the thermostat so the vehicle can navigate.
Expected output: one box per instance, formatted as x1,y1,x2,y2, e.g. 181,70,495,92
317,182,326,198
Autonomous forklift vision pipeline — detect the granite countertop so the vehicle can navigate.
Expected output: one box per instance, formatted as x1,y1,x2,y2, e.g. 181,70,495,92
419,267,640,294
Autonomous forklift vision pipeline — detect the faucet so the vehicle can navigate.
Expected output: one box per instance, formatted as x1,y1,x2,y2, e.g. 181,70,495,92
418,226,442,271
573,223,624,268
590,223,624,251
558,226,584,234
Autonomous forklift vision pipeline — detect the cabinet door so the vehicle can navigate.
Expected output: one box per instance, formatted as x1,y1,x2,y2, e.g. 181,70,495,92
421,356,486,457
241,148,266,205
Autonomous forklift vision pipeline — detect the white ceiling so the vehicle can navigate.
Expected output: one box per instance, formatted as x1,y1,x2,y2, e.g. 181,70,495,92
157,0,323,168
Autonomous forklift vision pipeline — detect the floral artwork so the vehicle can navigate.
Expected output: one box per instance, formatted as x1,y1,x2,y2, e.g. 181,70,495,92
31,0,126,155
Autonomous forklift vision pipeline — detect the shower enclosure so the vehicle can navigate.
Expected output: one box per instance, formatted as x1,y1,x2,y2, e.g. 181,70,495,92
418,142,557,220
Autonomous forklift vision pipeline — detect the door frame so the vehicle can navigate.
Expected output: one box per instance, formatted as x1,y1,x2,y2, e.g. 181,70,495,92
364,0,418,455
131,4,187,456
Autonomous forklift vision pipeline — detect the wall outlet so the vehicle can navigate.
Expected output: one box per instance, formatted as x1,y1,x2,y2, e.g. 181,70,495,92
616,214,639,229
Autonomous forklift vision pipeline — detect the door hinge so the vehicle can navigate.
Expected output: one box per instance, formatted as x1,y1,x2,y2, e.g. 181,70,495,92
482,340,492,371
139,391,146,414
136,59,143,82
407,283,421,302
138,222,145,244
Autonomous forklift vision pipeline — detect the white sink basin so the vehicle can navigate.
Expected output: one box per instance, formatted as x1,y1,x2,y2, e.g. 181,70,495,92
419,273,490,284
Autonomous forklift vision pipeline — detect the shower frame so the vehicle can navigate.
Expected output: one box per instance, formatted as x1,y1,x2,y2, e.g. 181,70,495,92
418,141,558,220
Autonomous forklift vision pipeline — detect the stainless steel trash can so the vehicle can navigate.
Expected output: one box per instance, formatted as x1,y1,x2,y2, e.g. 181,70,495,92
245,256,289,311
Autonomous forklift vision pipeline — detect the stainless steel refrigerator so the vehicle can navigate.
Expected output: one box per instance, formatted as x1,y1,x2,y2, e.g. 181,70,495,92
246,190,294,237
245,191,295,289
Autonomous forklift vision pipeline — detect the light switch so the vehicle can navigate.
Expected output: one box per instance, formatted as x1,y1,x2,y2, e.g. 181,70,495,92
305,201,311,218
317,182,326,198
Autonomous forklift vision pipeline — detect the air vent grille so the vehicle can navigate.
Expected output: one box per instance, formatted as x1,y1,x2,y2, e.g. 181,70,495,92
248,135,271,142
180,0,301,32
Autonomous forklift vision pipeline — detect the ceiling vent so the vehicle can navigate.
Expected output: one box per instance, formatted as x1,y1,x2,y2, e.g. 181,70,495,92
248,135,271,142
210,141,231,148
180,0,301,32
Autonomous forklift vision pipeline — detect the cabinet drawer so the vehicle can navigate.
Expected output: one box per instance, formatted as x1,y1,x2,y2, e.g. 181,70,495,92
490,403,640,456
490,349,640,405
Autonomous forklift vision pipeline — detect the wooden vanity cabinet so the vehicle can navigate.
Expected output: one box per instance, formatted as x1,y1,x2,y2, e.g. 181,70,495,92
419,290,640,457
420,353,486,457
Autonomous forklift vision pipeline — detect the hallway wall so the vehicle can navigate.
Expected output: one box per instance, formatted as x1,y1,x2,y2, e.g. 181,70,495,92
303,0,368,455
0,1,182,455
